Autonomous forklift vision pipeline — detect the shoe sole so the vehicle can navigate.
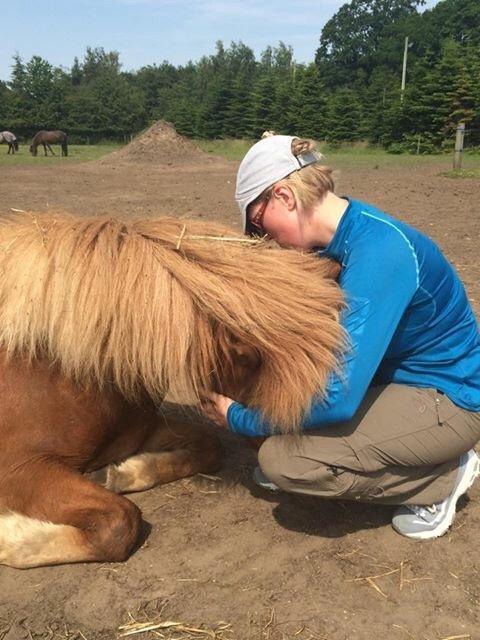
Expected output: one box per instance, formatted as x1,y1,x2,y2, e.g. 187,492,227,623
397,452,480,541
253,467,280,492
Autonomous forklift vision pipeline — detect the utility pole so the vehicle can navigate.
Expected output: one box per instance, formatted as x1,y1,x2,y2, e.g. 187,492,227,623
453,123,465,170
401,36,409,103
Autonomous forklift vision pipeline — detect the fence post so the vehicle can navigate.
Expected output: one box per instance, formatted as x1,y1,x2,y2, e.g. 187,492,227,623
453,123,465,170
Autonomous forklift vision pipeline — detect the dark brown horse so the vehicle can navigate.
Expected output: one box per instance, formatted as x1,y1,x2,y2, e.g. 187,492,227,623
30,130,68,156
0,212,344,568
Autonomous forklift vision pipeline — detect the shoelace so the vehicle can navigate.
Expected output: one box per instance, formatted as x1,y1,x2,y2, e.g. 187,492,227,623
409,504,438,519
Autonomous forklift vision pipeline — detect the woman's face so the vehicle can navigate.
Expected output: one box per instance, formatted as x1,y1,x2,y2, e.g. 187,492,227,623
247,185,312,250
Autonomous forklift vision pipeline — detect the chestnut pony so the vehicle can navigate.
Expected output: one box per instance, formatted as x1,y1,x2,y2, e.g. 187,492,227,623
0,212,344,568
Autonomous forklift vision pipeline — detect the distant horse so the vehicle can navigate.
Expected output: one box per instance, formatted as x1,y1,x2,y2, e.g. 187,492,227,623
0,212,344,568
30,130,68,156
0,131,19,154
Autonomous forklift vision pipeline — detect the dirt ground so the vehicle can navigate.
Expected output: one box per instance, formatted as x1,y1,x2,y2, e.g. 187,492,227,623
0,145,479,640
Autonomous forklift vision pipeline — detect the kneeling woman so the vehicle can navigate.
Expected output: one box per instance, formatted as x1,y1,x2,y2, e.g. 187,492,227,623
202,135,480,540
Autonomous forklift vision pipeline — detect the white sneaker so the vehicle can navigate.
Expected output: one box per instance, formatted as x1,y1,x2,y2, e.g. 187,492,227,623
252,466,280,492
392,449,480,540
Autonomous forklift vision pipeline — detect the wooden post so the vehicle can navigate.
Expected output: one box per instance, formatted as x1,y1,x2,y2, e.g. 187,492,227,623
453,123,465,170
416,134,421,155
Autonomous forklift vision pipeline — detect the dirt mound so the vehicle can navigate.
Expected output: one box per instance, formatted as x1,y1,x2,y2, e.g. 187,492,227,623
100,121,213,166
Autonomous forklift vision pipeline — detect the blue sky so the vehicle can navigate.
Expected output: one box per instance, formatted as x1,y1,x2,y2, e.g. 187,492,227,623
1,0,441,81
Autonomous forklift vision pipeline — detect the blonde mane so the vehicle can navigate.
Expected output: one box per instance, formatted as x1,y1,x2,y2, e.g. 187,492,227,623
0,212,345,433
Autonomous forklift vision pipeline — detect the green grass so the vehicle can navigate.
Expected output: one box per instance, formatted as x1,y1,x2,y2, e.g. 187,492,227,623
195,138,252,161
195,138,480,172
0,143,122,167
439,167,480,179
3,139,480,176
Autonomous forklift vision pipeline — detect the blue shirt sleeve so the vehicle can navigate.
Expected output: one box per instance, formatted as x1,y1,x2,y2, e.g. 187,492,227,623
227,231,419,436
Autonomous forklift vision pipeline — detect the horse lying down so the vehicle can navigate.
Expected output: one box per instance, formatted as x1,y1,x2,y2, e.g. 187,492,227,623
0,212,344,568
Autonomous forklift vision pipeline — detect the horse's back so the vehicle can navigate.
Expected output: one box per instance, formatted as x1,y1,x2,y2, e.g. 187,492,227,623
0,131,15,143
33,130,67,141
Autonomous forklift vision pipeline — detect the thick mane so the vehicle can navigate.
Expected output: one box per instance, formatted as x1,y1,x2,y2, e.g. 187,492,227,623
0,211,345,432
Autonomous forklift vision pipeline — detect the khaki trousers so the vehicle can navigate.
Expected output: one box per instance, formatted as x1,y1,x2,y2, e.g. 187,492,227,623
258,384,480,505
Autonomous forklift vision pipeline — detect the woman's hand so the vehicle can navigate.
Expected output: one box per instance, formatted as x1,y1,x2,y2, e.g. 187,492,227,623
200,391,234,429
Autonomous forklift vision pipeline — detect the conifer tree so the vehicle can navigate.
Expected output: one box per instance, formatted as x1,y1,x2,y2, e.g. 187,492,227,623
289,64,328,139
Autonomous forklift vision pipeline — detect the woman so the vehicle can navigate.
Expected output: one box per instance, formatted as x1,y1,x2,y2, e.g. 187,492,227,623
202,135,480,540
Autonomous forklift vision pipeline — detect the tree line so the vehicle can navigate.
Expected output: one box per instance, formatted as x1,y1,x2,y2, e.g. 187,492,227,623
1,0,479,152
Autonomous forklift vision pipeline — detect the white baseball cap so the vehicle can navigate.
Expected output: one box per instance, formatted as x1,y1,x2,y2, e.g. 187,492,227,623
235,135,322,232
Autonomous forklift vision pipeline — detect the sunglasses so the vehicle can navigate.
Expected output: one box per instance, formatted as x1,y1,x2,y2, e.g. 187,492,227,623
248,192,272,233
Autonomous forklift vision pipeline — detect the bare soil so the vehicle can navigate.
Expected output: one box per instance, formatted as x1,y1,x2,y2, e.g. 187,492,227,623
0,142,479,640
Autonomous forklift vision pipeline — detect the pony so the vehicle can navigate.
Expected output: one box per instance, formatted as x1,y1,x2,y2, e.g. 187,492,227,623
30,130,68,156
0,212,344,568
0,131,19,154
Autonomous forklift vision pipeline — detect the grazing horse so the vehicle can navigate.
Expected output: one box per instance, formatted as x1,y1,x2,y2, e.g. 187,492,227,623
0,212,344,568
0,131,19,154
30,130,68,156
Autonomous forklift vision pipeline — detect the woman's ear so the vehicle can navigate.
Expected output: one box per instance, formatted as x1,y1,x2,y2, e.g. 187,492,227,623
272,184,297,211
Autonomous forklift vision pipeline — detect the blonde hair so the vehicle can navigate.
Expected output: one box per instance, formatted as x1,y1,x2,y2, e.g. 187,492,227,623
252,138,335,211
0,211,345,434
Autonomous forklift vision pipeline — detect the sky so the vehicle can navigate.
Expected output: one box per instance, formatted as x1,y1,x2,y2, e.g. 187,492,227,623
1,0,441,82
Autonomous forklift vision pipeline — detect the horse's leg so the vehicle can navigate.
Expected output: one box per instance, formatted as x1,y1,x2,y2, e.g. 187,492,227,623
0,354,152,568
47,143,55,156
87,415,221,494
0,459,141,569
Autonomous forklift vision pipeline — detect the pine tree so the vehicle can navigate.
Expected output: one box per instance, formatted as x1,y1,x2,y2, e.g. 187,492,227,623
290,64,328,139
251,73,277,137
325,89,363,142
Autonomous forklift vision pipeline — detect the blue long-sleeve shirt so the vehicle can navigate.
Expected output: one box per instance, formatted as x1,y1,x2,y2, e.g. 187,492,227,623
228,198,480,436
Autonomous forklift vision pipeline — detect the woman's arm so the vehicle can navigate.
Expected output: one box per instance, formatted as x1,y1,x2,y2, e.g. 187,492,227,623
227,232,419,437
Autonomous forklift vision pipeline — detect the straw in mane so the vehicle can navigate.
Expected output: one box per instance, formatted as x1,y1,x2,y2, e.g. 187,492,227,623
0,211,345,433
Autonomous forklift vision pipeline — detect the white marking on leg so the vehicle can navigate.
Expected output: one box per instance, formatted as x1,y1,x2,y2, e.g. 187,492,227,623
92,453,168,493
0,511,91,568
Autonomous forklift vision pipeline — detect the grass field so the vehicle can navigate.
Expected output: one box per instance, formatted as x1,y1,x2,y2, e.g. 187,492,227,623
0,143,122,166
196,139,480,173
2,139,480,176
